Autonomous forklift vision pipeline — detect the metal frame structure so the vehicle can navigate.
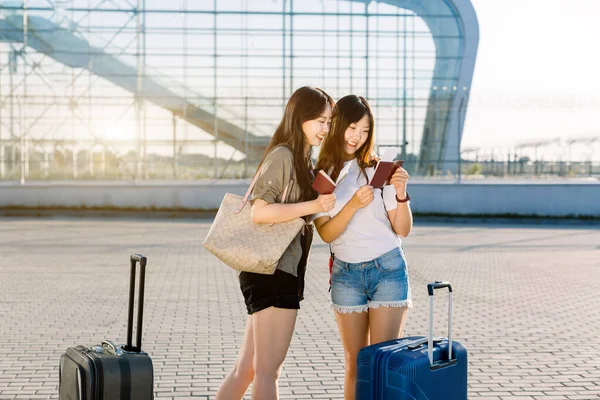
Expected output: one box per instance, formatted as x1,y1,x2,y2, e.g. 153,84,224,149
0,0,479,181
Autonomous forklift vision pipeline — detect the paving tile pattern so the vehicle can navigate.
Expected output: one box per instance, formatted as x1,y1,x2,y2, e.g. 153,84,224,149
0,218,599,399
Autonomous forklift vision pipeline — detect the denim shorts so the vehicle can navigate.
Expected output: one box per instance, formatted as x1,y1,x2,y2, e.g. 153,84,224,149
330,247,412,313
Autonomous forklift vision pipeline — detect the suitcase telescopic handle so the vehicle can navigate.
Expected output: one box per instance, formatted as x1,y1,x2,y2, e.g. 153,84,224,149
124,254,147,352
427,281,453,366
130,254,146,265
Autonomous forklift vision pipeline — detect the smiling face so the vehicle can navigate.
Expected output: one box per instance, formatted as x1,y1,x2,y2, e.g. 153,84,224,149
315,95,375,181
343,114,370,157
302,103,333,148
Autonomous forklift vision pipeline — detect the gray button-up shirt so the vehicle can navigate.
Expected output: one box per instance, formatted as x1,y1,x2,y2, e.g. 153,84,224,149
249,146,308,277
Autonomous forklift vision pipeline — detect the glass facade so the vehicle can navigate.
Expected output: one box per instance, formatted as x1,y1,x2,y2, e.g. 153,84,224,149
0,0,477,180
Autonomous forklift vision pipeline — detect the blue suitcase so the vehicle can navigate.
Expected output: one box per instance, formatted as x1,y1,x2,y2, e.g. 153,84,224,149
356,281,468,400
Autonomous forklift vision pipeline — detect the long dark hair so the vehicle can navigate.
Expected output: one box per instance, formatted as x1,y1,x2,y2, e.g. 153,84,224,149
316,95,375,183
258,86,334,201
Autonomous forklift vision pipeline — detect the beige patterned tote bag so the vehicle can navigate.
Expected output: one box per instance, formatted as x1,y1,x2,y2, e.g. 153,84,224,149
202,170,305,275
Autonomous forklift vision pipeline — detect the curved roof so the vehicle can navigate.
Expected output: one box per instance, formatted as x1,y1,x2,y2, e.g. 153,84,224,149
350,0,479,173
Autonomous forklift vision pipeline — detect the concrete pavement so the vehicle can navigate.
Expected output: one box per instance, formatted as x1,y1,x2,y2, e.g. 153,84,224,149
0,218,599,399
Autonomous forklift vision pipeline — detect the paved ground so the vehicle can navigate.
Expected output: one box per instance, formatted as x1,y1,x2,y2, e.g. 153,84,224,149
0,217,599,399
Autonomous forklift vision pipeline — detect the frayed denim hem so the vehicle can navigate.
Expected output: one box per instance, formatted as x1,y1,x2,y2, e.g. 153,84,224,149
368,299,413,309
330,303,369,314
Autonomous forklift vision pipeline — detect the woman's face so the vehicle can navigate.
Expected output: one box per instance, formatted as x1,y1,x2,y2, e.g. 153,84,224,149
343,114,370,157
302,103,333,148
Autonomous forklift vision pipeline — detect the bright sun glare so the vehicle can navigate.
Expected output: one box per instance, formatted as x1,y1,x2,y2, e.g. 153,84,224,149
99,122,137,142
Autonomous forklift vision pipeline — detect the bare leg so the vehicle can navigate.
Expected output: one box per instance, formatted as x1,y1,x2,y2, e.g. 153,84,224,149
251,307,298,400
334,310,369,400
369,306,409,345
216,317,255,400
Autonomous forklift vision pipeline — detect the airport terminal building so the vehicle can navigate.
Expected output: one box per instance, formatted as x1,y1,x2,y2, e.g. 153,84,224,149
0,0,478,180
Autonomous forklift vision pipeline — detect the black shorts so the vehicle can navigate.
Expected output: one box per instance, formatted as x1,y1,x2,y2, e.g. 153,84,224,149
239,231,311,315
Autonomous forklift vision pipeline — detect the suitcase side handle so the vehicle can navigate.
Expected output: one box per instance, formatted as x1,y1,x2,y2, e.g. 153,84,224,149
124,254,147,352
427,281,453,366
406,337,443,350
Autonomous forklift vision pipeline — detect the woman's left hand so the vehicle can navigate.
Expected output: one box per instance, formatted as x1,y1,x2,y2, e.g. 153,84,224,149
390,167,409,198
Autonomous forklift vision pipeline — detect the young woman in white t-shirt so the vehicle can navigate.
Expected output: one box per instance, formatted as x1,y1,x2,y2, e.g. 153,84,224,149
313,95,413,400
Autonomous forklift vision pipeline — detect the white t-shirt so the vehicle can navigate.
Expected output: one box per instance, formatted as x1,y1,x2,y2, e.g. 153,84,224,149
315,159,402,263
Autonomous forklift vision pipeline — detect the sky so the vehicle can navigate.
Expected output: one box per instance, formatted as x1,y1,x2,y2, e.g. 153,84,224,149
462,0,600,160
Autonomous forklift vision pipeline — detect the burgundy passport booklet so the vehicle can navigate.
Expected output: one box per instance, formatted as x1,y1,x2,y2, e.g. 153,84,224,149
312,170,336,194
369,160,404,189
311,162,352,195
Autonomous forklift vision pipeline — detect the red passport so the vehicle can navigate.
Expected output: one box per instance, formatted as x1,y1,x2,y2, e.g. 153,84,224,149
312,170,337,194
369,160,404,189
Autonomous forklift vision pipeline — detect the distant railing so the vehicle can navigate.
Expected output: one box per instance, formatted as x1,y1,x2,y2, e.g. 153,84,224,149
0,144,598,181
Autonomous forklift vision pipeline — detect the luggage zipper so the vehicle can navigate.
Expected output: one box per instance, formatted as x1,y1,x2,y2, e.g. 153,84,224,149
82,348,104,399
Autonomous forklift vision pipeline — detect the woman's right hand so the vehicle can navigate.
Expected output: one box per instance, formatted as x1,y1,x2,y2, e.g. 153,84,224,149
316,194,336,212
350,185,374,210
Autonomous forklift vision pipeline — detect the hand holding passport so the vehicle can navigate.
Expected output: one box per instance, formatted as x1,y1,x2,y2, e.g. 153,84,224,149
369,159,404,189
312,149,404,194
369,147,404,189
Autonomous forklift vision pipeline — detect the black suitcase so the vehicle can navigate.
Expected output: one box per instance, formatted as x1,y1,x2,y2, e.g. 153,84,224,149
59,254,154,399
